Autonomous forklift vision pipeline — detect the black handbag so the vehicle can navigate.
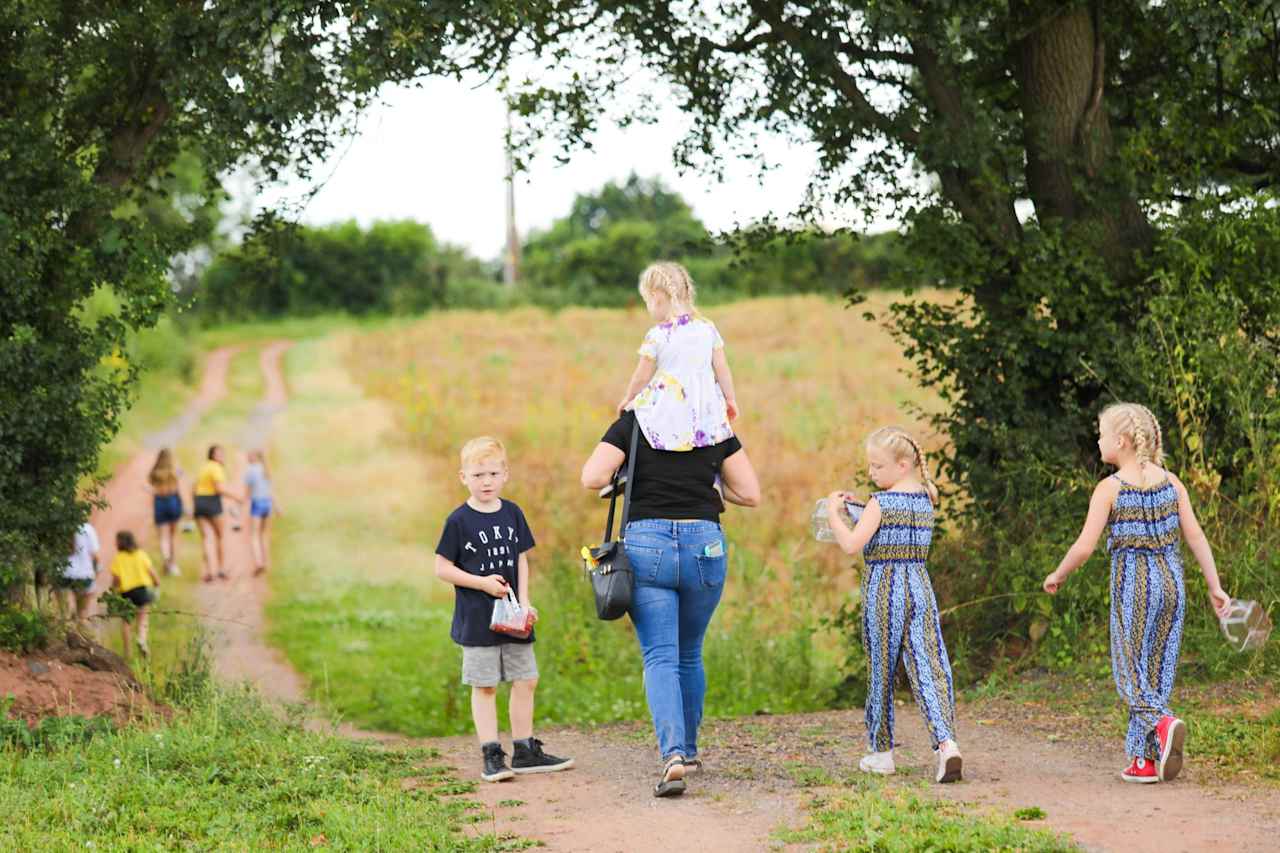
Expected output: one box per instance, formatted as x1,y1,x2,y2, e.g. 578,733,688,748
585,421,640,621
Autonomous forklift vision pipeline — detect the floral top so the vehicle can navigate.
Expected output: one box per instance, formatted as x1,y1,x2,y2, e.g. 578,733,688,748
630,314,734,451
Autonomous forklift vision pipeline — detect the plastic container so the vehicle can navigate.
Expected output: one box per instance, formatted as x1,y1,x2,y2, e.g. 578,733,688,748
811,498,866,543
1218,599,1272,653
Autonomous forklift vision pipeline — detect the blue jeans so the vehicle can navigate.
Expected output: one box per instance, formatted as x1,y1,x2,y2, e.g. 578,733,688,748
624,519,727,761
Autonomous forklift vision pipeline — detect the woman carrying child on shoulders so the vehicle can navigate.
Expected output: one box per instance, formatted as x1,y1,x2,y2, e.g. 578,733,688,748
825,426,963,784
1043,403,1231,784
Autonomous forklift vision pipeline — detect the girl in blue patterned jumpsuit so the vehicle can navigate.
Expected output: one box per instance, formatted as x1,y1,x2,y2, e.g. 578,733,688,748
1045,403,1231,783
826,426,962,783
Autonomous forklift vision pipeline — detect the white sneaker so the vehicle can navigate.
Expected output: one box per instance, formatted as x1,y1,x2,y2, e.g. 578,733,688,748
859,750,895,775
935,740,962,783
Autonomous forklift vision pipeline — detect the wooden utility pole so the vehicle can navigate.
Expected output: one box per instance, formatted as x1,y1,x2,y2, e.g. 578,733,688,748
502,106,520,287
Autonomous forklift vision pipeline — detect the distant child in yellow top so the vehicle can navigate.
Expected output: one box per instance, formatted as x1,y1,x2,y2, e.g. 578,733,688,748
1043,403,1231,785
617,262,738,451
193,444,243,582
109,530,160,659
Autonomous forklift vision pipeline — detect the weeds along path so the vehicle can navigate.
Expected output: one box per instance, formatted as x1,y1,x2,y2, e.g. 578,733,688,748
191,341,306,702
89,347,239,613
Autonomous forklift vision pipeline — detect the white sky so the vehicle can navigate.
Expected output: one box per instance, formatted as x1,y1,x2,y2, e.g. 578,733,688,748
257,77,883,261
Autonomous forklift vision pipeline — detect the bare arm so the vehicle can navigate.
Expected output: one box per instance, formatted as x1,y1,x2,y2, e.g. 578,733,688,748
581,442,626,490
1043,479,1119,592
434,554,508,597
1169,474,1230,617
215,480,244,504
516,551,539,622
711,347,738,419
617,356,657,414
719,448,761,507
827,494,883,557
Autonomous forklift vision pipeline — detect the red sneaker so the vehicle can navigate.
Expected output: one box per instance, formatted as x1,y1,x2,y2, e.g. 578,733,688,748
1120,756,1159,784
1155,715,1186,782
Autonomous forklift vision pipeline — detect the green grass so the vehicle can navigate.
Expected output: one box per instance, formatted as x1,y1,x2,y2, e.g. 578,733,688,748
778,776,1077,852
0,686,507,851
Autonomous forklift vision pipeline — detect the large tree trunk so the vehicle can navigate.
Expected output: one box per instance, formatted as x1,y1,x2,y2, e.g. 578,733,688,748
1015,3,1154,281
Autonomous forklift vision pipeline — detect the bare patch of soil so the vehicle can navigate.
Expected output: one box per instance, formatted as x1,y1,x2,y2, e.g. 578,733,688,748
0,636,162,726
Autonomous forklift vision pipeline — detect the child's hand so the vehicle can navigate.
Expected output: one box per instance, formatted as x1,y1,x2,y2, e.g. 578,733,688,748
1209,586,1231,619
1042,570,1065,594
726,398,739,421
480,575,509,598
522,603,539,624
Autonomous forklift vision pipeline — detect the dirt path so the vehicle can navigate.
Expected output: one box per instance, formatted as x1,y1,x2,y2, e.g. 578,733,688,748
93,343,1280,852
427,704,1280,853
192,341,305,702
89,347,238,602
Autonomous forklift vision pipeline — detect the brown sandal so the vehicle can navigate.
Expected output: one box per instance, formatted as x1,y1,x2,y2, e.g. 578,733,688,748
653,755,686,798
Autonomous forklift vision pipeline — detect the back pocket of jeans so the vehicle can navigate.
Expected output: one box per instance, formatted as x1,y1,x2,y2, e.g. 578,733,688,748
624,543,663,582
695,544,727,589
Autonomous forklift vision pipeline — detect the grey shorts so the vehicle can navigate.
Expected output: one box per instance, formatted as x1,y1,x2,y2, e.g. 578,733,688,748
461,643,538,687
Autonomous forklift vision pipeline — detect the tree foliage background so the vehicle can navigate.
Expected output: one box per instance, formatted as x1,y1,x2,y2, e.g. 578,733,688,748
5,2,1278,672
0,1,496,629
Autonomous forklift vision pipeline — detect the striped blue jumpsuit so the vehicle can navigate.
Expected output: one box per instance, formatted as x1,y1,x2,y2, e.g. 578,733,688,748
861,491,957,752
1107,476,1185,760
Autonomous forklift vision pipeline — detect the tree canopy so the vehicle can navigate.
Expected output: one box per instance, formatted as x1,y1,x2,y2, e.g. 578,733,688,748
420,1,1280,507
0,1,491,615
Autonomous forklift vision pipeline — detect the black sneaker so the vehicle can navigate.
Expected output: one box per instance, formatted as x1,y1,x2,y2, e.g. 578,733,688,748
511,738,575,774
481,743,515,782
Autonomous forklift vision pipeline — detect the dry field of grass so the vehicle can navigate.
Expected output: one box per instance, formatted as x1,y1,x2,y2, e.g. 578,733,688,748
347,292,949,634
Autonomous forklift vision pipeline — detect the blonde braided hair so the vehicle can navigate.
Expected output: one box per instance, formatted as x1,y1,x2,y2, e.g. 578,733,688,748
866,426,940,504
1100,402,1164,469
638,261,699,318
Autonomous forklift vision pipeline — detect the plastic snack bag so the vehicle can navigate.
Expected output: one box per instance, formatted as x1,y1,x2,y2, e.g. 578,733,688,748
1219,599,1272,653
490,589,533,639
811,497,866,543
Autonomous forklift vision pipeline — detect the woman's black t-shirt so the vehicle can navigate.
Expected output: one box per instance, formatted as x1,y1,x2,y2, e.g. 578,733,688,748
601,411,743,522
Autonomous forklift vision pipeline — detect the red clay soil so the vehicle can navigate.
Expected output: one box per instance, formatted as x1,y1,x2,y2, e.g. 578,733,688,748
0,636,162,727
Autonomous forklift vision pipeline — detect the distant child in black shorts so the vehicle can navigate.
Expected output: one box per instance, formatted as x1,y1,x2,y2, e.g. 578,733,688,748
109,530,160,659
434,436,574,782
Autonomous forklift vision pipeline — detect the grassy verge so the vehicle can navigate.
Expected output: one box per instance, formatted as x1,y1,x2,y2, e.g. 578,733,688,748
778,775,1076,852
0,679,510,850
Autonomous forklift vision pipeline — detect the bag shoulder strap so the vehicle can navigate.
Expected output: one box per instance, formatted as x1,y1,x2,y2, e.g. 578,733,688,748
603,419,641,542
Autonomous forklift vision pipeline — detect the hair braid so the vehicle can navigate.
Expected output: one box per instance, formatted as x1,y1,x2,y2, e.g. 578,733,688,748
1138,404,1164,466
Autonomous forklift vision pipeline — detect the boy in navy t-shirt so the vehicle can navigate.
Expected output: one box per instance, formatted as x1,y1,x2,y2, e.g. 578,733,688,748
434,436,574,782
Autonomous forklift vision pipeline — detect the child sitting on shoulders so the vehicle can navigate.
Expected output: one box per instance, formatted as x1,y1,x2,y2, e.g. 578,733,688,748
617,261,738,451
434,436,574,782
825,426,963,784
1043,402,1231,784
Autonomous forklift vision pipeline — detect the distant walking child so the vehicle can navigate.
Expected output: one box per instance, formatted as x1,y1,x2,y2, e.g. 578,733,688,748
57,520,100,627
434,437,574,782
824,426,962,783
244,449,279,576
109,530,160,659
1044,403,1231,784
617,261,739,451
147,448,184,575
